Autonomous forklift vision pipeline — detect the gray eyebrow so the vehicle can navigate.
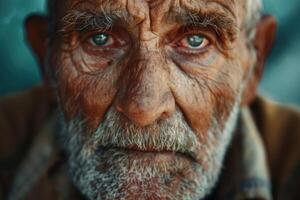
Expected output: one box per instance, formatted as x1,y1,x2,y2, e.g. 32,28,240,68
59,9,128,33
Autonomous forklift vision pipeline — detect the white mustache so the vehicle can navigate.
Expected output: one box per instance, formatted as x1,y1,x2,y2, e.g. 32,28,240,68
65,107,216,163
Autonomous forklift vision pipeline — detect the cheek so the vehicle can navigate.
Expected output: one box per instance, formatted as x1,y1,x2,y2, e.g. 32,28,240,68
53,50,121,131
168,56,242,135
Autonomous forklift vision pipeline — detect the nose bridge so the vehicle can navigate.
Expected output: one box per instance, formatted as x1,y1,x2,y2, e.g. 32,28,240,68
116,49,175,126
132,52,164,105
130,56,162,107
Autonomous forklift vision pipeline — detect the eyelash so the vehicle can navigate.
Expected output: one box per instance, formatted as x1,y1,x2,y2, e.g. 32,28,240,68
172,30,214,55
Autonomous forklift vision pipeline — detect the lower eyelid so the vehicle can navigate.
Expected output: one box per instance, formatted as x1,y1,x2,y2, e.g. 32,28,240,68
174,44,212,56
175,42,211,54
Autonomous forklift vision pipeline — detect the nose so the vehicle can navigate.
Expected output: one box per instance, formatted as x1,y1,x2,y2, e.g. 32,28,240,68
115,59,175,127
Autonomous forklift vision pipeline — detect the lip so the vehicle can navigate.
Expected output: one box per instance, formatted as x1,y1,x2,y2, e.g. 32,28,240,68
96,145,196,163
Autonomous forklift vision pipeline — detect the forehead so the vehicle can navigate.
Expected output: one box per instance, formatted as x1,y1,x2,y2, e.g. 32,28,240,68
65,0,238,6
66,0,238,8
58,0,245,20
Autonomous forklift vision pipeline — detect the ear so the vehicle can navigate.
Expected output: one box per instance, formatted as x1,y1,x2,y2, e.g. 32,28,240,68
24,14,49,81
241,15,277,106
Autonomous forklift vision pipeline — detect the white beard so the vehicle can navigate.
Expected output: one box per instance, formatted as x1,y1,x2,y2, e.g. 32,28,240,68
57,95,240,200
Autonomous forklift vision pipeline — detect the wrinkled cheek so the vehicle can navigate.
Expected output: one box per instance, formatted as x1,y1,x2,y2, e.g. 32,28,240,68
210,83,236,127
206,70,240,130
168,81,209,135
52,51,118,132
79,77,117,131
169,71,238,138
204,65,243,130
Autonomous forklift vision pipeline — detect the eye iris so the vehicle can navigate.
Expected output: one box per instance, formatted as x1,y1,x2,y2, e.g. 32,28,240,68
187,35,204,48
92,33,109,46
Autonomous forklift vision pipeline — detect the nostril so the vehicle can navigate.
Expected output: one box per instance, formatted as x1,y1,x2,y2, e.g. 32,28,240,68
160,111,171,120
115,104,125,113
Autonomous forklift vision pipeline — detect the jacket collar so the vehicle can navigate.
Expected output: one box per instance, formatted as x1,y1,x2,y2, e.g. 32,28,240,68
210,108,272,200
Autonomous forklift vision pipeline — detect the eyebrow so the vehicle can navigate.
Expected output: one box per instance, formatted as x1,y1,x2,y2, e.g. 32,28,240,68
59,9,128,33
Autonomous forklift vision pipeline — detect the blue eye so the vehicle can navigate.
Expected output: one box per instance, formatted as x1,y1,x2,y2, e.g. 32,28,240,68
91,33,109,46
187,35,204,48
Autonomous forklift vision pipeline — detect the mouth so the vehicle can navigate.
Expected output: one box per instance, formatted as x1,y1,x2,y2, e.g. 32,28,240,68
96,145,197,163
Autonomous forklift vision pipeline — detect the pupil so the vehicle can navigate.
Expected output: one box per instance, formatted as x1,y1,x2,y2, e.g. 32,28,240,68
187,35,204,47
92,33,109,46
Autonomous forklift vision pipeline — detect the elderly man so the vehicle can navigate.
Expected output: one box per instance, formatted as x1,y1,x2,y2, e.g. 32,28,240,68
1,0,300,199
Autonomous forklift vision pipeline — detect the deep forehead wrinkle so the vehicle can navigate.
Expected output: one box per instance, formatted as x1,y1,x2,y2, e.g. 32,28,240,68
67,0,238,20
205,0,236,17
68,0,128,14
175,0,236,19
67,0,149,25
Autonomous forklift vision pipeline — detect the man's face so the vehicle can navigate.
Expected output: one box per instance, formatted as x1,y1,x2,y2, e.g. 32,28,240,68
48,0,255,199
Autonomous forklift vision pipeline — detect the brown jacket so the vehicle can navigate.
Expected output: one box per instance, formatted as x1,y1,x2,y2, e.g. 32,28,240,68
0,85,300,200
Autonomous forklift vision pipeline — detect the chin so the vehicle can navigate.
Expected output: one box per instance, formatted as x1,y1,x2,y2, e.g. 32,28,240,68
67,147,221,200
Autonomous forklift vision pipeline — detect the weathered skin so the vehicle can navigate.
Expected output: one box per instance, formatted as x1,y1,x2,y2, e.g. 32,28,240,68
25,0,277,199
50,0,251,130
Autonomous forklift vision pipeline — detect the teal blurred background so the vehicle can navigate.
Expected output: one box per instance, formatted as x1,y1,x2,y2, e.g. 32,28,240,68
0,0,299,106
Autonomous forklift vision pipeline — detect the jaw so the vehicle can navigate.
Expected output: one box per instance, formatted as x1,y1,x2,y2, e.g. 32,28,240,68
68,146,214,200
